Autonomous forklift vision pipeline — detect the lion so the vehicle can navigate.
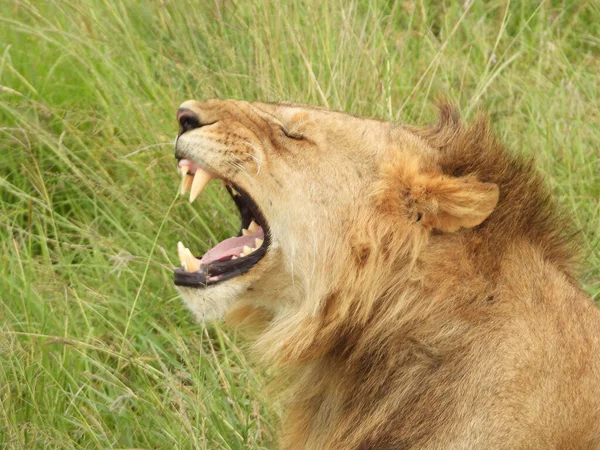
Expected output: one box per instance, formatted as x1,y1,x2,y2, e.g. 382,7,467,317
171,99,600,449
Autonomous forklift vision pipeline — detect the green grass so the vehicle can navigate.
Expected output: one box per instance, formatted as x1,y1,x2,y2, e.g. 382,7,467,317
0,0,598,448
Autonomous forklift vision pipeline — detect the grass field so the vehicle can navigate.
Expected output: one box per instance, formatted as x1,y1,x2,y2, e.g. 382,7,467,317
1,0,599,448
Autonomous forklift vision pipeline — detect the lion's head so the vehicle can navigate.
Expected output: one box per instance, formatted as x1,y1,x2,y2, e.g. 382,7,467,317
172,100,504,354
171,99,593,450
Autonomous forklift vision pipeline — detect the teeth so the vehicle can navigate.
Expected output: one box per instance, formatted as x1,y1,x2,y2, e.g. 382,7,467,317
181,174,193,195
242,245,254,256
242,220,259,236
177,241,187,266
255,238,263,248
189,168,213,203
231,256,238,260
184,247,201,272
248,220,259,233
177,241,201,272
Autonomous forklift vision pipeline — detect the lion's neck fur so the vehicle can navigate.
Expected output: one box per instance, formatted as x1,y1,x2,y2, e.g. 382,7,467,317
273,242,581,449
275,240,507,449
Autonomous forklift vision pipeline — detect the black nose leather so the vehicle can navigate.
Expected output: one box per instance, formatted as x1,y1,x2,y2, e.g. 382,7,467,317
177,108,201,134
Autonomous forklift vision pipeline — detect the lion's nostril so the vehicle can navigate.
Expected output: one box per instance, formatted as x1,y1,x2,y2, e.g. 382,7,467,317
177,108,202,134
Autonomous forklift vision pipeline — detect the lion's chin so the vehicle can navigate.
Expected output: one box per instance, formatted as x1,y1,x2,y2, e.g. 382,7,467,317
176,280,248,322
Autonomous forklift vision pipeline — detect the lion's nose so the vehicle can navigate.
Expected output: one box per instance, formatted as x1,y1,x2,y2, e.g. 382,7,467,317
177,108,202,134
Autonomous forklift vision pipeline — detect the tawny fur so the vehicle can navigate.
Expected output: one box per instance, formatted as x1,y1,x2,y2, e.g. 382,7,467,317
174,99,600,450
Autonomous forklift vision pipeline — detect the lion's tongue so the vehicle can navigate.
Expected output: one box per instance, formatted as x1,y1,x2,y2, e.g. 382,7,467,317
201,230,264,264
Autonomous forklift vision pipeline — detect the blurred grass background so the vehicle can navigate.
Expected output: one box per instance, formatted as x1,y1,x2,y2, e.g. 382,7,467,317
0,0,598,448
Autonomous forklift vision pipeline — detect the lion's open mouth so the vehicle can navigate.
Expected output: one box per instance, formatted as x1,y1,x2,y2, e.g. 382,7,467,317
173,159,269,288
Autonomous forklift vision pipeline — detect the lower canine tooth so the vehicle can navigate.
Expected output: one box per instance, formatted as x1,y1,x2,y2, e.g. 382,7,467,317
177,241,187,266
184,247,201,272
242,245,254,256
189,168,213,203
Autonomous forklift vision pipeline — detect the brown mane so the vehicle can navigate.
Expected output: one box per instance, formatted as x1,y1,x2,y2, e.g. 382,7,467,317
408,103,581,280
269,106,592,449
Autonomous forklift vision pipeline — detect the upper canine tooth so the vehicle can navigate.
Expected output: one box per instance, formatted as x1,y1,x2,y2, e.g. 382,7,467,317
189,168,213,203
255,238,263,248
248,220,259,233
180,166,189,193
181,174,193,196
242,228,251,236
179,165,190,195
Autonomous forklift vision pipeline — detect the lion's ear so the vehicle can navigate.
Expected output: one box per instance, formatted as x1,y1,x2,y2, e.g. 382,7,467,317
376,159,499,232
413,174,499,232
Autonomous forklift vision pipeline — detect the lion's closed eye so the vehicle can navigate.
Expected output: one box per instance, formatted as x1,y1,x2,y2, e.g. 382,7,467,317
280,126,305,141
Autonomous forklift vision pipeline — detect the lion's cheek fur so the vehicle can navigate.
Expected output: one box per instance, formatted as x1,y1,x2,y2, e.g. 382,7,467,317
176,283,246,322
